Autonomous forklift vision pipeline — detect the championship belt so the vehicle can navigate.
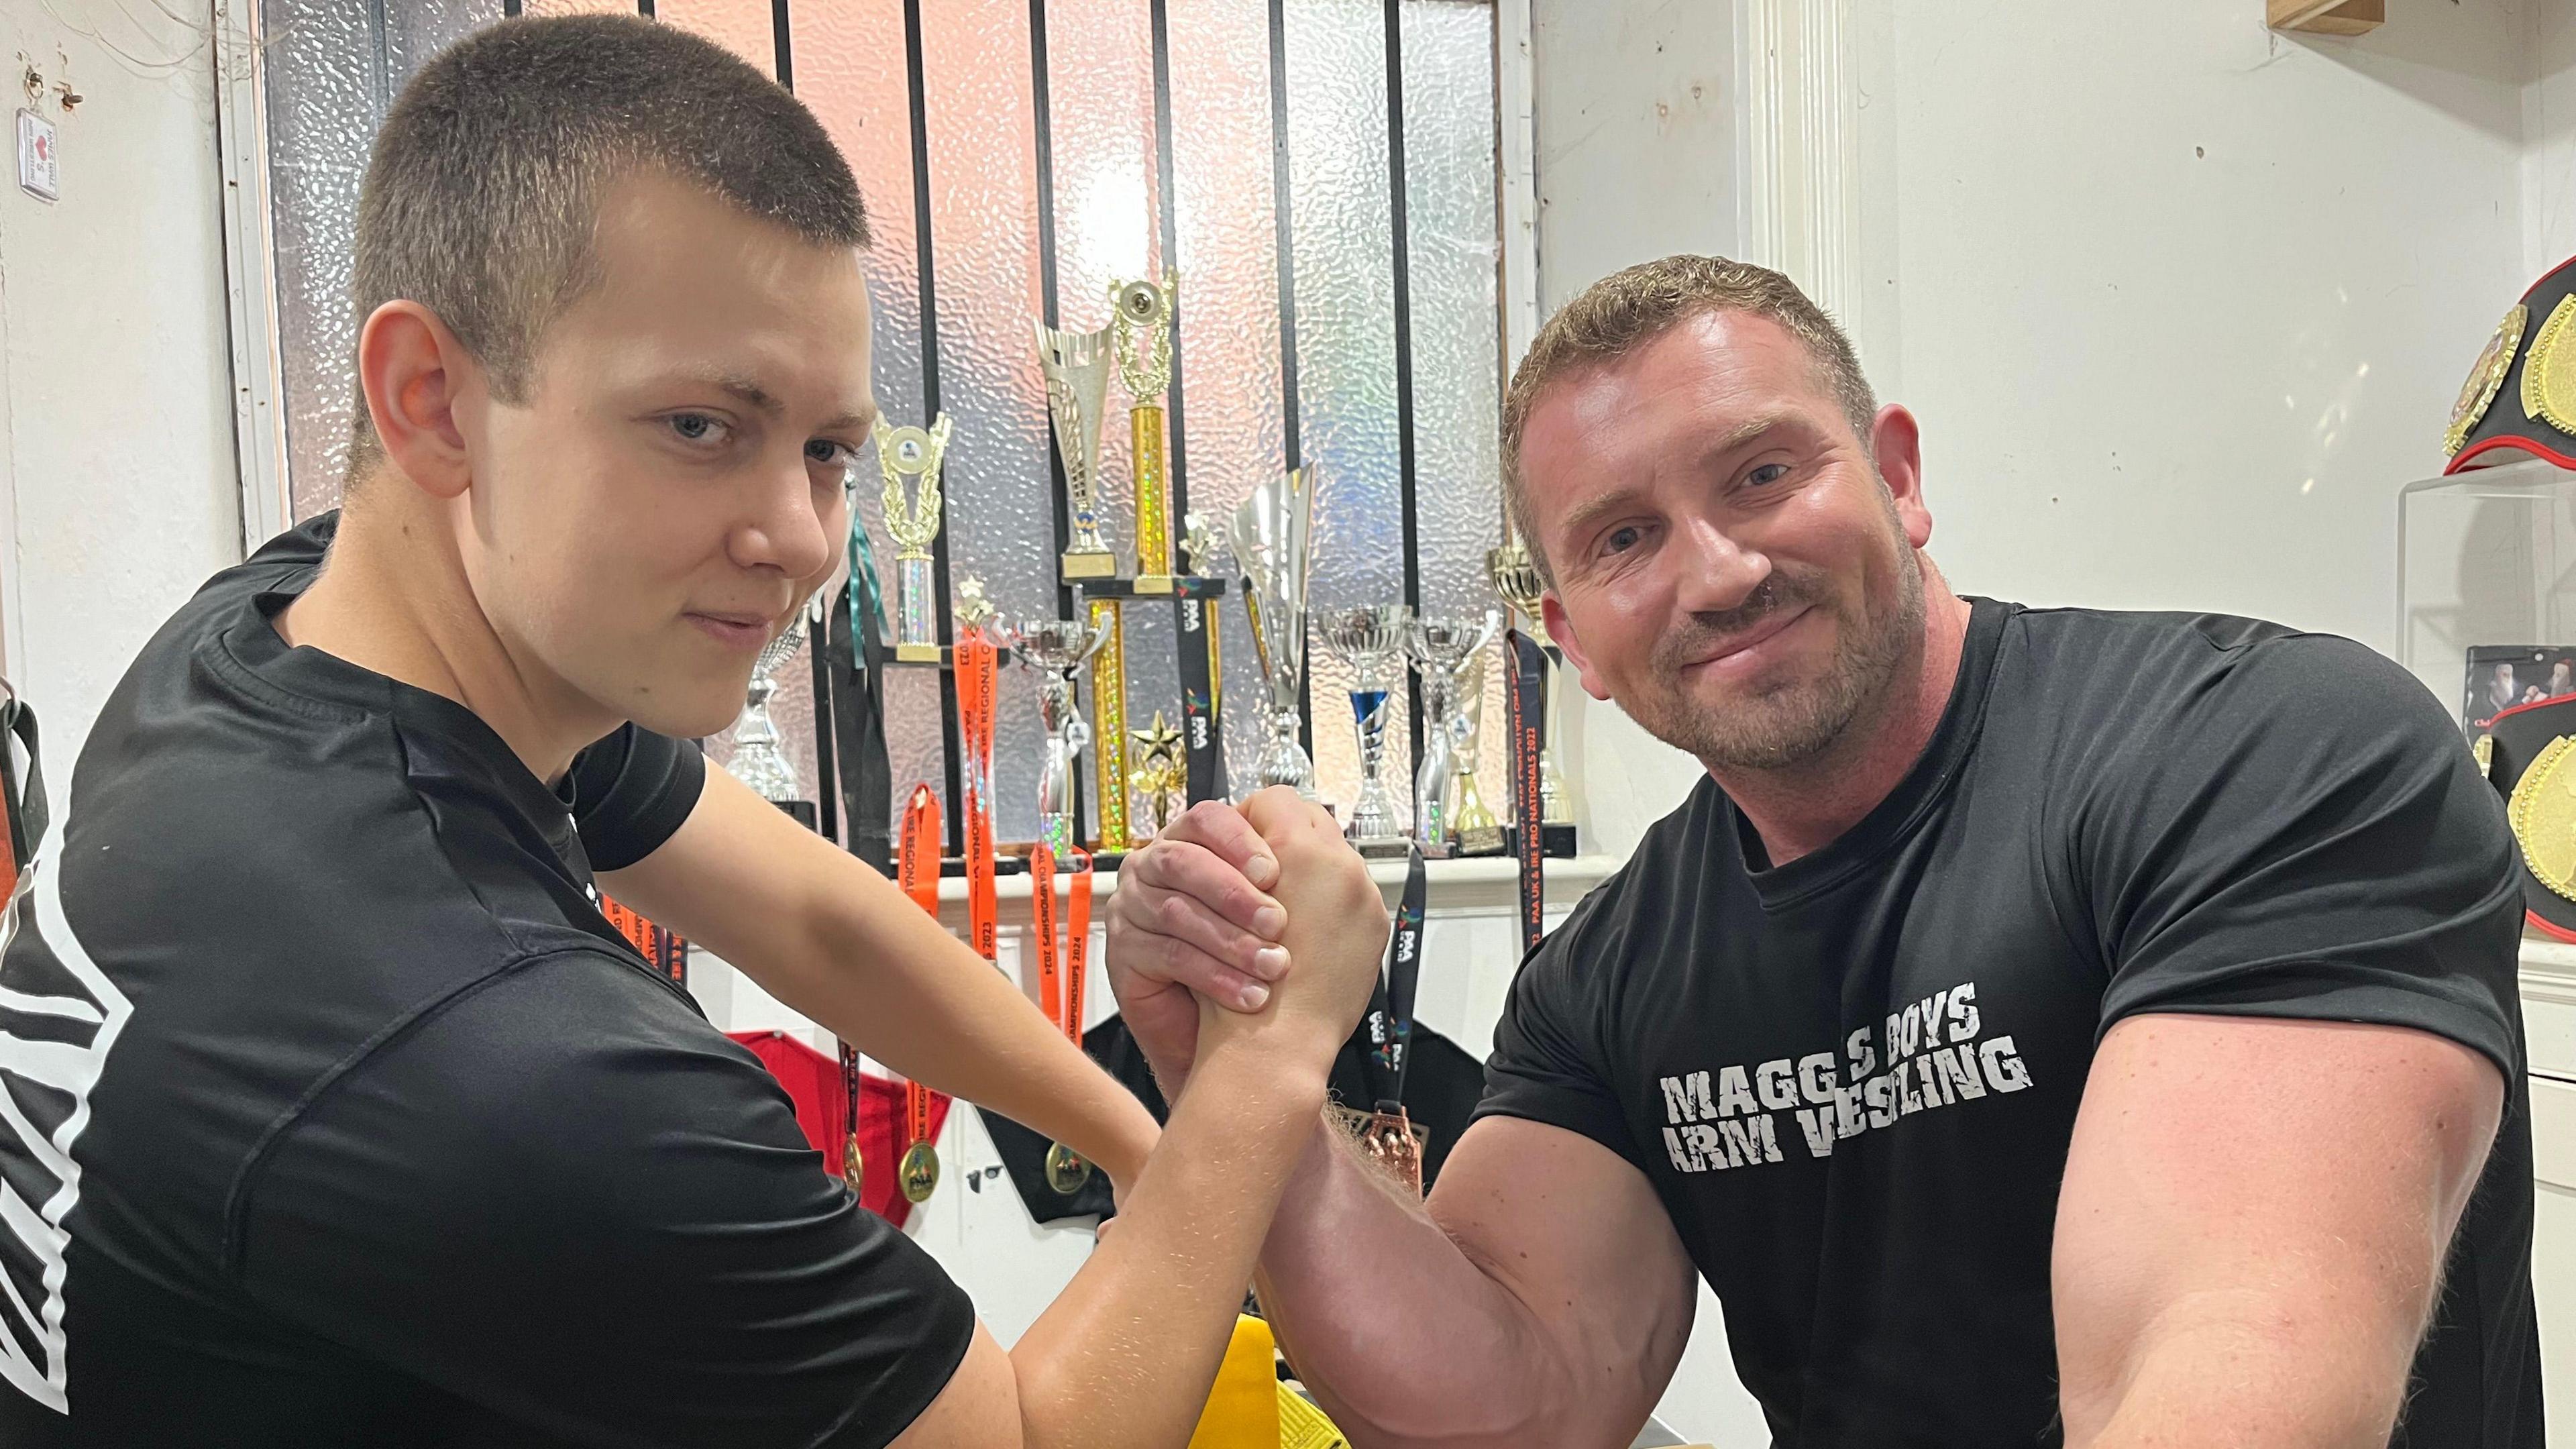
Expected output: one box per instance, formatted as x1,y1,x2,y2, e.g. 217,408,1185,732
1030,843,1097,1193
2478,694,2576,941
2446,252,2576,470
892,786,947,1203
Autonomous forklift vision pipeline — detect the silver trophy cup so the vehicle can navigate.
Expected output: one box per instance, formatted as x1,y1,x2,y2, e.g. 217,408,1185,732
723,619,809,804
996,615,1111,858
1407,610,1501,855
1320,604,1415,855
1228,467,1318,800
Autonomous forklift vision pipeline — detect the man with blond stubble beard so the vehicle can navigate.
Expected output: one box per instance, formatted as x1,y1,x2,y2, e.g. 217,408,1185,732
1110,255,2542,1448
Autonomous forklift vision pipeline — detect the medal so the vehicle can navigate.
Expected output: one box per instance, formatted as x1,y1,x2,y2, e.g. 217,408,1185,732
1358,847,1430,1195
1031,843,1097,1194
840,1041,865,1199
896,784,945,1203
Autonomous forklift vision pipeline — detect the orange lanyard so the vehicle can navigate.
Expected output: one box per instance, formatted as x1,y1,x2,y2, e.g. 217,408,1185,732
957,632,1000,964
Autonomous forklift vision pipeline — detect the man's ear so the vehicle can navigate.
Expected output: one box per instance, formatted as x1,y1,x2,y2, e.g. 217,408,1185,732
1541,592,1615,702
356,300,480,502
1869,402,1931,551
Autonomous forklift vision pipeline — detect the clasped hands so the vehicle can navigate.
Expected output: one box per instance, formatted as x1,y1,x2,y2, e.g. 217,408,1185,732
1105,788,1390,1097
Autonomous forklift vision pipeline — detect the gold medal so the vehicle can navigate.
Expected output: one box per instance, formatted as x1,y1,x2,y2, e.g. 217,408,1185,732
2522,295,2576,437
2449,303,2527,455
2508,735,2576,902
899,1139,941,1203
1043,1142,1093,1195
2475,733,2496,780
843,1130,865,1199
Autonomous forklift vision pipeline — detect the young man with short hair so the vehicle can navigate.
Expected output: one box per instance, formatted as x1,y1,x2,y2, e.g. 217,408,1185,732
0,16,1379,1447
1112,256,2542,1447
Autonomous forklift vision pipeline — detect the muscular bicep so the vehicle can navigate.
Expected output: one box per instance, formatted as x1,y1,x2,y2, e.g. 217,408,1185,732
1426,1116,1698,1440
2052,1012,2504,1445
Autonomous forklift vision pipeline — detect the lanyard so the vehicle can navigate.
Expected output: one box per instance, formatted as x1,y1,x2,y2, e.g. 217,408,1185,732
1030,843,1097,1193
894,785,945,1203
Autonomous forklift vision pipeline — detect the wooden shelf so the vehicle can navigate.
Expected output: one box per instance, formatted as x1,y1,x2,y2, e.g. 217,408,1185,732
2267,0,2382,36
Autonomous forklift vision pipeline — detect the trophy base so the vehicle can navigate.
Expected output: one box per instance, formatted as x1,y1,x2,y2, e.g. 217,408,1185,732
1060,550,1118,580
1130,573,1175,595
1352,837,1414,859
1454,823,1507,857
892,642,945,663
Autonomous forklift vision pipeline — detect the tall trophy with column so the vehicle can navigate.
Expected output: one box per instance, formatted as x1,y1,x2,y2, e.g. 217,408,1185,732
1320,604,1414,855
1113,271,1179,594
877,415,953,663
1487,538,1578,853
1230,466,1319,799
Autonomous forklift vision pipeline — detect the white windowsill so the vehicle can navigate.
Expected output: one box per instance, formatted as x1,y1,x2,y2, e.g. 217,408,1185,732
924,850,1625,926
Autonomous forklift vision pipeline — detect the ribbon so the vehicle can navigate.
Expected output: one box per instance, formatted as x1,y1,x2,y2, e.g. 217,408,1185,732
1030,843,1097,1191
1379,845,1427,1102
1176,588,1226,804
956,630,1001,964
826,531,894,873
1505,629,1547,958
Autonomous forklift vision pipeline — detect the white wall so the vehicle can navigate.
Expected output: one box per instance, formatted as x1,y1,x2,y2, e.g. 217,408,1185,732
0,0,240,806
1533,1,2551,1443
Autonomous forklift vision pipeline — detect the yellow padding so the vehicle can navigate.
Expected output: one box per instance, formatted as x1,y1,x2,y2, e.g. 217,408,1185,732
1185,1316,1280,1449
1275,1381,1351,1449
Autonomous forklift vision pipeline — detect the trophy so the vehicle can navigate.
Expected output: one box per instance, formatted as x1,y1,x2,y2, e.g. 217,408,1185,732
723,618,808,806
1088,597,1132,851
1446,652,1505,856
1487,539,1576,833
1320,604,1415,855
1228,467,1319,799
997,615,1111,858
1128,710,1187,839
877,414,953,663
1034,318,1118,579
1113,270,1179,593
1407,610,1501,855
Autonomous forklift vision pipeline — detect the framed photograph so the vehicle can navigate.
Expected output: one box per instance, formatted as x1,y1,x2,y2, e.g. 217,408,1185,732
2463,645,2576,735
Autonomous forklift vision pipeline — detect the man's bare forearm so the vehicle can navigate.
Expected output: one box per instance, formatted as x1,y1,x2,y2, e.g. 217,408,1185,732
1006,1031,1334,1449
1251,1123,1576,1449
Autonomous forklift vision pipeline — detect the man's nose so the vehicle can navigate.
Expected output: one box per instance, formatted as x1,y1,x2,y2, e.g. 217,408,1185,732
1668,514,1770,616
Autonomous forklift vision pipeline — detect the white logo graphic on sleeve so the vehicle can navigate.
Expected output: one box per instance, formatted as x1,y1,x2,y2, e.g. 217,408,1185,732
0,808,135,1415
1656,981,2030,1175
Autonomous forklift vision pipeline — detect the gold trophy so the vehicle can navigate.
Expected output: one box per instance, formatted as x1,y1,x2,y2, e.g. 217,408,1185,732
1034,318,1118,580
1128,711,1187,838
1446,651,1505,856
1113,270,1179,594
878,414,953,663
1487,538,1576,831
1089,596,1131,851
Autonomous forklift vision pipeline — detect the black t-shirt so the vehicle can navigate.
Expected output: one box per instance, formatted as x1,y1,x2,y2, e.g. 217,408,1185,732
1481,599,2541,1448
0,515,973,1446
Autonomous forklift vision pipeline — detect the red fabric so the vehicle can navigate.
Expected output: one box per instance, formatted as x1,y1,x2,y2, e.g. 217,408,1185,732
727,1029,953,1230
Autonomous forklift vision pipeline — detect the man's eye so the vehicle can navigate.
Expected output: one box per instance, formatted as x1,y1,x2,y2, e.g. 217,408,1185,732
806,438,853,467
1746,462,1792,488
667,413,729,445
1602,525,1642,555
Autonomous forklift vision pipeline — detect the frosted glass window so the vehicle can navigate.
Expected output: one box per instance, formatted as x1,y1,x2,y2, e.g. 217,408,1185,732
251,0,1509,851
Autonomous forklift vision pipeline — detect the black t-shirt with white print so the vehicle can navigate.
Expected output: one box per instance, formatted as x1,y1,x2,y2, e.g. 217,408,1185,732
0,514,973,1446
1479,598,2541,1448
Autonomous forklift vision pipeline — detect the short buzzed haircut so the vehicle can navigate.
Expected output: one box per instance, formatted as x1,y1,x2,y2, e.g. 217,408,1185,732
344,13,869,488
1500,256,1875,588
